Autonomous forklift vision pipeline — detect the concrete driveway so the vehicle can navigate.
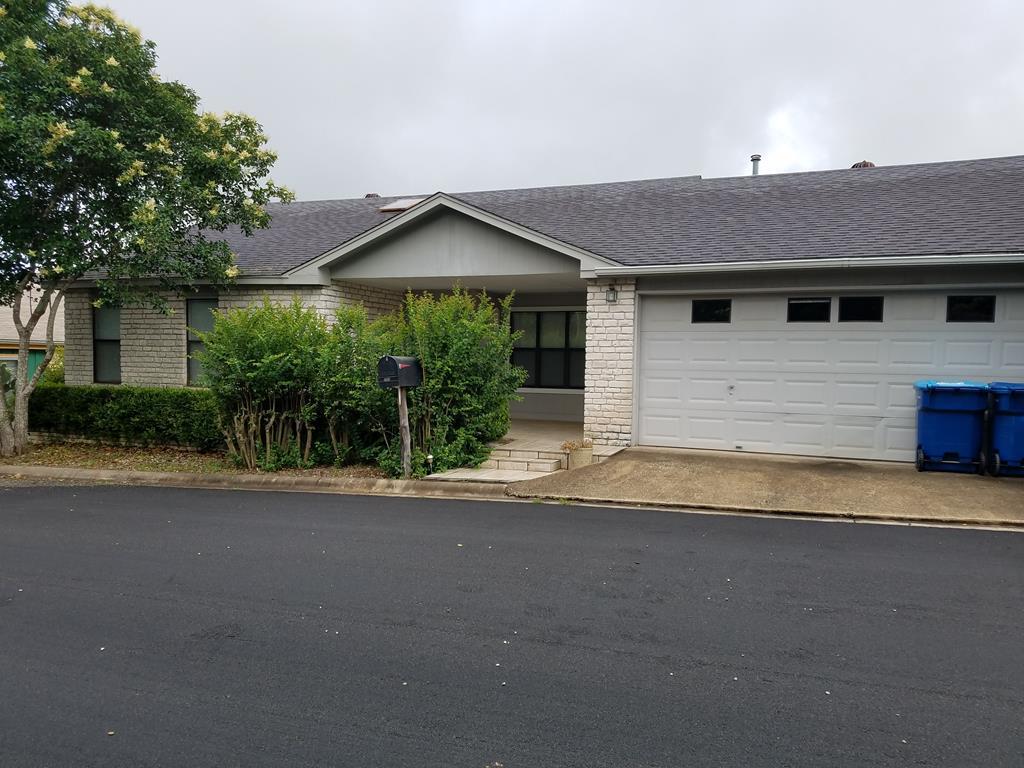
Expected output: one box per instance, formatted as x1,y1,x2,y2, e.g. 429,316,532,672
509,447,1024,526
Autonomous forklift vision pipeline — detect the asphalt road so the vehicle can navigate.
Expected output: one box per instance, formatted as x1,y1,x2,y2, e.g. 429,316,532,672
0,486,1021,768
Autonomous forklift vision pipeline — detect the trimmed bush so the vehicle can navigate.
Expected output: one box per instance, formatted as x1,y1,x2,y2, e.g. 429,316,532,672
196,299,329,469
194,289,526,477
28,384,222,450
375,288,526,475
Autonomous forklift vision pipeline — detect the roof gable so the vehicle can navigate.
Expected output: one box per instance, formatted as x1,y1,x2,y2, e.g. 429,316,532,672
292,194,617,278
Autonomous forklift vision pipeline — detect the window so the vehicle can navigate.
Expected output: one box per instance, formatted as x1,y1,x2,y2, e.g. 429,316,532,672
839,296,884,323
93,305,121,383
511,310,585,389
692,298,732,323
187,298,218,385
0,352,16,381
946,295,995,323
787,297,831,323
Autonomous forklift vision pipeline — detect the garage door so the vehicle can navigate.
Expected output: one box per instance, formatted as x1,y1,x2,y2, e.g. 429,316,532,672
637,291,1024,461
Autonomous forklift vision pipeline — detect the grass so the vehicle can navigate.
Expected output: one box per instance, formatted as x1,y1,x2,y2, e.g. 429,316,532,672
1,443,387,479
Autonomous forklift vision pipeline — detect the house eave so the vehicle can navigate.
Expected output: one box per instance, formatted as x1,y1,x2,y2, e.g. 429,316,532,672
584,252,1024,278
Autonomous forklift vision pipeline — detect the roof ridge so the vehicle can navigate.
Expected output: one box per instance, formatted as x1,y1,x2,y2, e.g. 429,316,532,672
703,153,1024,183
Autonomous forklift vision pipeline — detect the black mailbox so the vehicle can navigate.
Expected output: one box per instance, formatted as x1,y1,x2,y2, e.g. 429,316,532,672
377,356,422,389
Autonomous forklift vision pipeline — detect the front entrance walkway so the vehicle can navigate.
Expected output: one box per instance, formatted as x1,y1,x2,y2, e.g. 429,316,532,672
506,446,1024,525
424,419,623,483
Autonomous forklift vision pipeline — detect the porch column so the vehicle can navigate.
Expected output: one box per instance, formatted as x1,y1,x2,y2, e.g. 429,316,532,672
584,278,636,447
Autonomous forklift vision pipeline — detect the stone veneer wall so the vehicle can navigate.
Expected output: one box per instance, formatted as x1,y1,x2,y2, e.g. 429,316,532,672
120,295,188,386
332,281,404,320
63,281,405,387
63,289,95,386
217,285,343,320
583,278,636,447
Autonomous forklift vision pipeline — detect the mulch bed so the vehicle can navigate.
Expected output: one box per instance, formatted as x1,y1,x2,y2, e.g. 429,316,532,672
1,443,386,479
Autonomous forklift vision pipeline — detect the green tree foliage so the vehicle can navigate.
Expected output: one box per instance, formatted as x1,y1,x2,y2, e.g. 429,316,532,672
197,299,327,470
38,345,63,384
197,290,526,476
377,288,526,475
314,305,393,465
0,1,290,455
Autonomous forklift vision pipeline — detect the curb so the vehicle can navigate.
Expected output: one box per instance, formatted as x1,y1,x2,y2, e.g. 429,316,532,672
2,464,1020,529
504,488,1024,529
0,464,511,501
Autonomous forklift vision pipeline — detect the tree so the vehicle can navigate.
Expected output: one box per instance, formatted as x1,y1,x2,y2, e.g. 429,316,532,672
0,1,292,456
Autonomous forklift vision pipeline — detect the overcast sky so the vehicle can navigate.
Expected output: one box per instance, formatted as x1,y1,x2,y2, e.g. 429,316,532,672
105,0,1024,201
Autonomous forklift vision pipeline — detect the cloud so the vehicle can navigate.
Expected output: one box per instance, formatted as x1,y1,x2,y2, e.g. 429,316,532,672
105,0,1024,199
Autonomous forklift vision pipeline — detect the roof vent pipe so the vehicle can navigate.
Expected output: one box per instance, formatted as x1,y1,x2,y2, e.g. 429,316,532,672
750,154,761,176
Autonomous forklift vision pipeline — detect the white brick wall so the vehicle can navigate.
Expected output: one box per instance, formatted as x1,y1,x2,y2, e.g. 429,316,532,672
584,278,636,447
217,285,342,319
121,296,188,386
333,281,404,320
63,289,93,386
63,282,405,387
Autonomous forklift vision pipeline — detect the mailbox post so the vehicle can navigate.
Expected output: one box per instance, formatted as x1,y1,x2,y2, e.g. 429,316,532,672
377,356,423,478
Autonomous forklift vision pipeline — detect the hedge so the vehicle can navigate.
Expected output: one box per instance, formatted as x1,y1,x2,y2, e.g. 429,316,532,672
29,384,222,451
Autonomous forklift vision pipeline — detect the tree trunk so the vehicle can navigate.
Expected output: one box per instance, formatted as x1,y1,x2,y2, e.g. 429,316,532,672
0,417,14,457
11,393,30,455
0,284,66,457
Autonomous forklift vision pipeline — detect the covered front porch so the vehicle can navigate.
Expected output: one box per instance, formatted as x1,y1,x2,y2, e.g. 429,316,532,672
313,198,633,473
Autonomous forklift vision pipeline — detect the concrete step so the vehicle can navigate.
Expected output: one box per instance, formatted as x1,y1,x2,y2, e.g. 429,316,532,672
424,467,551,484
482,457,562,472
487,443,622,471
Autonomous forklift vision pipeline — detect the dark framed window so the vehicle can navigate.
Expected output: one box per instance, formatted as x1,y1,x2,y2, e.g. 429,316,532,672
0,353,17,380
946,295,995,323
93,305,121,384
839,296,884,323
187,298,218,385
787,297,831,323
692,298,732,323
511,310,585,389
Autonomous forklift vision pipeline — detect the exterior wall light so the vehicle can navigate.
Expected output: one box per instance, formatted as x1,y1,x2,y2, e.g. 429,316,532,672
605,287,618,303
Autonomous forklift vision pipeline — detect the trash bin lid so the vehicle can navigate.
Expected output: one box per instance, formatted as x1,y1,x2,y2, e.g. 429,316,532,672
914,379,988,391
989,381,1024,393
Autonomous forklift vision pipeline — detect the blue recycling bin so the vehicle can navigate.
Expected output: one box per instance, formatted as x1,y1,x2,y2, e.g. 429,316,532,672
988,382,1024,477
914,380,989,473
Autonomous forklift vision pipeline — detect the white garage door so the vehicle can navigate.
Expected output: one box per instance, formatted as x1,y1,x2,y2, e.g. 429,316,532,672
637,291,1024,461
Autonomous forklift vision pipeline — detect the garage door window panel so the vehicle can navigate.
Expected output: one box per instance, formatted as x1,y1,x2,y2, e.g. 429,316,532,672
692,299,732,324
946,295,995,323
839,296,884,323
787,298,831,323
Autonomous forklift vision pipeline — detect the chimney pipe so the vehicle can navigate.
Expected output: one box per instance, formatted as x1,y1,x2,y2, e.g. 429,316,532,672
750,154,761,176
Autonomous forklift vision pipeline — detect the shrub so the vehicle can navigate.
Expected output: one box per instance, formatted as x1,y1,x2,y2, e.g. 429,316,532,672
28,384,221,450
196,298,328,470
38,347,65,386
314,305,393,465
375,288,526,475
192,289,526,476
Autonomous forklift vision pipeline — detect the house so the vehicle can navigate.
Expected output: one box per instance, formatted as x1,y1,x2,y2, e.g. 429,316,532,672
63,155,1024,463
0,290,65,380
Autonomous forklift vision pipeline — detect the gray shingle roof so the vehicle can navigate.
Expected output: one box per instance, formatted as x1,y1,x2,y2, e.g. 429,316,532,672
223,155,1024,276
